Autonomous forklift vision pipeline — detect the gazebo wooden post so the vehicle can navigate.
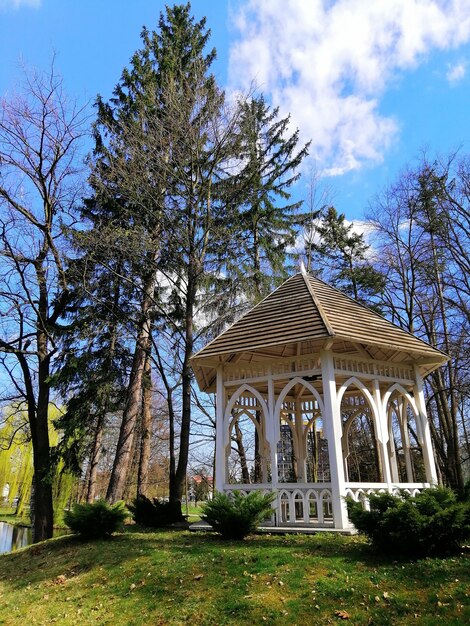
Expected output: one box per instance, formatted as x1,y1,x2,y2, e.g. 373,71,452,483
373,380,393,490
413,366,438,485
399,398,414,482
320,350,349,529
215,365,225,493
266,370,279,523
387,404,400,482
295,399,306,482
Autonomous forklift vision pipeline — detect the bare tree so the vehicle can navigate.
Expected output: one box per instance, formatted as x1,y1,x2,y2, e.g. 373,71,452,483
0,65,87,540
368,156,469,490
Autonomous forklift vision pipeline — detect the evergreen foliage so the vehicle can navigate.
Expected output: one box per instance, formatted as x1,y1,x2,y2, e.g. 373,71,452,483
233,96,310,301
64,500,128,539
128,495,185,527
201,490,275,540
347,487,470,558
312,206,384,308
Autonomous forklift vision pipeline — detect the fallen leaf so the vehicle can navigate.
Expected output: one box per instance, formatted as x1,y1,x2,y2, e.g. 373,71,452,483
335,609,350,620
53,575,67,585
194,574,204,580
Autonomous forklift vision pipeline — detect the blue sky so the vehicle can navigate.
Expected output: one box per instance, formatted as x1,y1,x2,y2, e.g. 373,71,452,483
2,0,470,220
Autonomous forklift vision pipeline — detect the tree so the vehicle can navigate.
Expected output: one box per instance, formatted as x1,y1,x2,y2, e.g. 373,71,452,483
84,4,245,509
0,66,86,540
233,95,310,302
312,206,384,308
53,252,131,502
368,157,469,490
301,166,332,274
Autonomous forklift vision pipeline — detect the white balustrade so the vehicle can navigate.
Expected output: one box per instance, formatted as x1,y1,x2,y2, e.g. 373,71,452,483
224,483,334,527
344,482,431,509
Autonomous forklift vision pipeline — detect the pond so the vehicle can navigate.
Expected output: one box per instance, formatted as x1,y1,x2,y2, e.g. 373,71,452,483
0,521,32,554
0,521,68,554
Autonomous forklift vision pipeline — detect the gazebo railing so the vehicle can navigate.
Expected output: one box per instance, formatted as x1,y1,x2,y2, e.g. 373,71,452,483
224,483,335,527
345,482,431,510
223,481,431,527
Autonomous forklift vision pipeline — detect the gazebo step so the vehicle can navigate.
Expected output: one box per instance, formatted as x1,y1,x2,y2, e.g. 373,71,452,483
189,521,356,535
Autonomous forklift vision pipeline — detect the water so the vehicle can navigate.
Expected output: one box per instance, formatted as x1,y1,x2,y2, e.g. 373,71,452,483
0,521,32,554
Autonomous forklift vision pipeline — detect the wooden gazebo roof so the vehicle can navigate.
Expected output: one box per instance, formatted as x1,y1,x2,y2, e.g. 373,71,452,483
192,273,449,392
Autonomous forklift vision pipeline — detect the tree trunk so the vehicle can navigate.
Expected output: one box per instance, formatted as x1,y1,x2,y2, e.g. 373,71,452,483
32,364,54,542
31,261,54,542
233,419,251,483
87,412,105,503
137,350,153,497
171,272,196,506
106,270,155,503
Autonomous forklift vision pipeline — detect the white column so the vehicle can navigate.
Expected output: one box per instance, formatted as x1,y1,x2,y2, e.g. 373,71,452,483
372,380,392,489
413,366,438,485
387,405,400,482
320,350,349,529
295,401,306,482
266,372,279,525
215,366,226,493
399,398,414,482
267,372,278,485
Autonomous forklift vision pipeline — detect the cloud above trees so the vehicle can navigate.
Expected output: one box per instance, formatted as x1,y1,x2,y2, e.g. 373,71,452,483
229,0,470,175
0,0,41,9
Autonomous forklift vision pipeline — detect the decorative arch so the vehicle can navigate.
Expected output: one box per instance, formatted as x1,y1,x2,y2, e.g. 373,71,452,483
385,385,425,484
274,376,325,425
224,384,269,445
227,408,264,451
382,383,419,417
224,383,271,486
274,377,326,485
337,376,377,414
337,377,382,483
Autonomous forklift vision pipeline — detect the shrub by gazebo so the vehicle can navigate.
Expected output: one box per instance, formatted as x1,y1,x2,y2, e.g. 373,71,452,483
191,271,448,530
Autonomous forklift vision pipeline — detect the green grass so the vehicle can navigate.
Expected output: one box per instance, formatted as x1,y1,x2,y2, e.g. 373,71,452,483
0,506,30,527
184,502,204,520
0,528,468,625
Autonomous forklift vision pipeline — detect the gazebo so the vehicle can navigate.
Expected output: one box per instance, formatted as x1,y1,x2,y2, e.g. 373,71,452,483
191,271,449,530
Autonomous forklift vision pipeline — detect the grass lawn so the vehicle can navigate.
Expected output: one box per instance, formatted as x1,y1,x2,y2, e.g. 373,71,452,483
0,527,468,625
184,502,204,521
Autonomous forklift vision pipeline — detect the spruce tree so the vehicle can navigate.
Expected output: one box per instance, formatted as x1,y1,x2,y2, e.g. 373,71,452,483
313,206,384,308
84,4,241,507
234,96,310,301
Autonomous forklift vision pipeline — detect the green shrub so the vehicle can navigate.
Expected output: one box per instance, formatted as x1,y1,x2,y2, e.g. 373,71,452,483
347,487,470,558
201,490,275,540
128,495,184,527
64,499,128,539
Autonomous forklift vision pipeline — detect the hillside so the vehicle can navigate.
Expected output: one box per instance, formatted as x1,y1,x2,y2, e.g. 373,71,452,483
0,529,468,625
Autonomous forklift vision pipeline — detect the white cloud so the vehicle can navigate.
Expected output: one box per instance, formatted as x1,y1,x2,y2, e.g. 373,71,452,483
229,0,470,176
446,62,466,84
0,0,41,9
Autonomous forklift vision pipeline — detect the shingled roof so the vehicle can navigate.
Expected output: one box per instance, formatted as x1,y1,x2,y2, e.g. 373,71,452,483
191,272,449,391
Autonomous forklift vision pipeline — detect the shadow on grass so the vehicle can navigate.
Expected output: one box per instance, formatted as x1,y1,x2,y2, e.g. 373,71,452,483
1,526,467,595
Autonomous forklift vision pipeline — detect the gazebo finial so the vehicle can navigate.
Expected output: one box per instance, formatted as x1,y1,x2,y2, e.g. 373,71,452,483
299,258,307,275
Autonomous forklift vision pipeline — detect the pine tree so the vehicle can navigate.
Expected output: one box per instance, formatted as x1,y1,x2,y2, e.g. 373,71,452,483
85,4,242,507
233,96,310,301
313,206,384,308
